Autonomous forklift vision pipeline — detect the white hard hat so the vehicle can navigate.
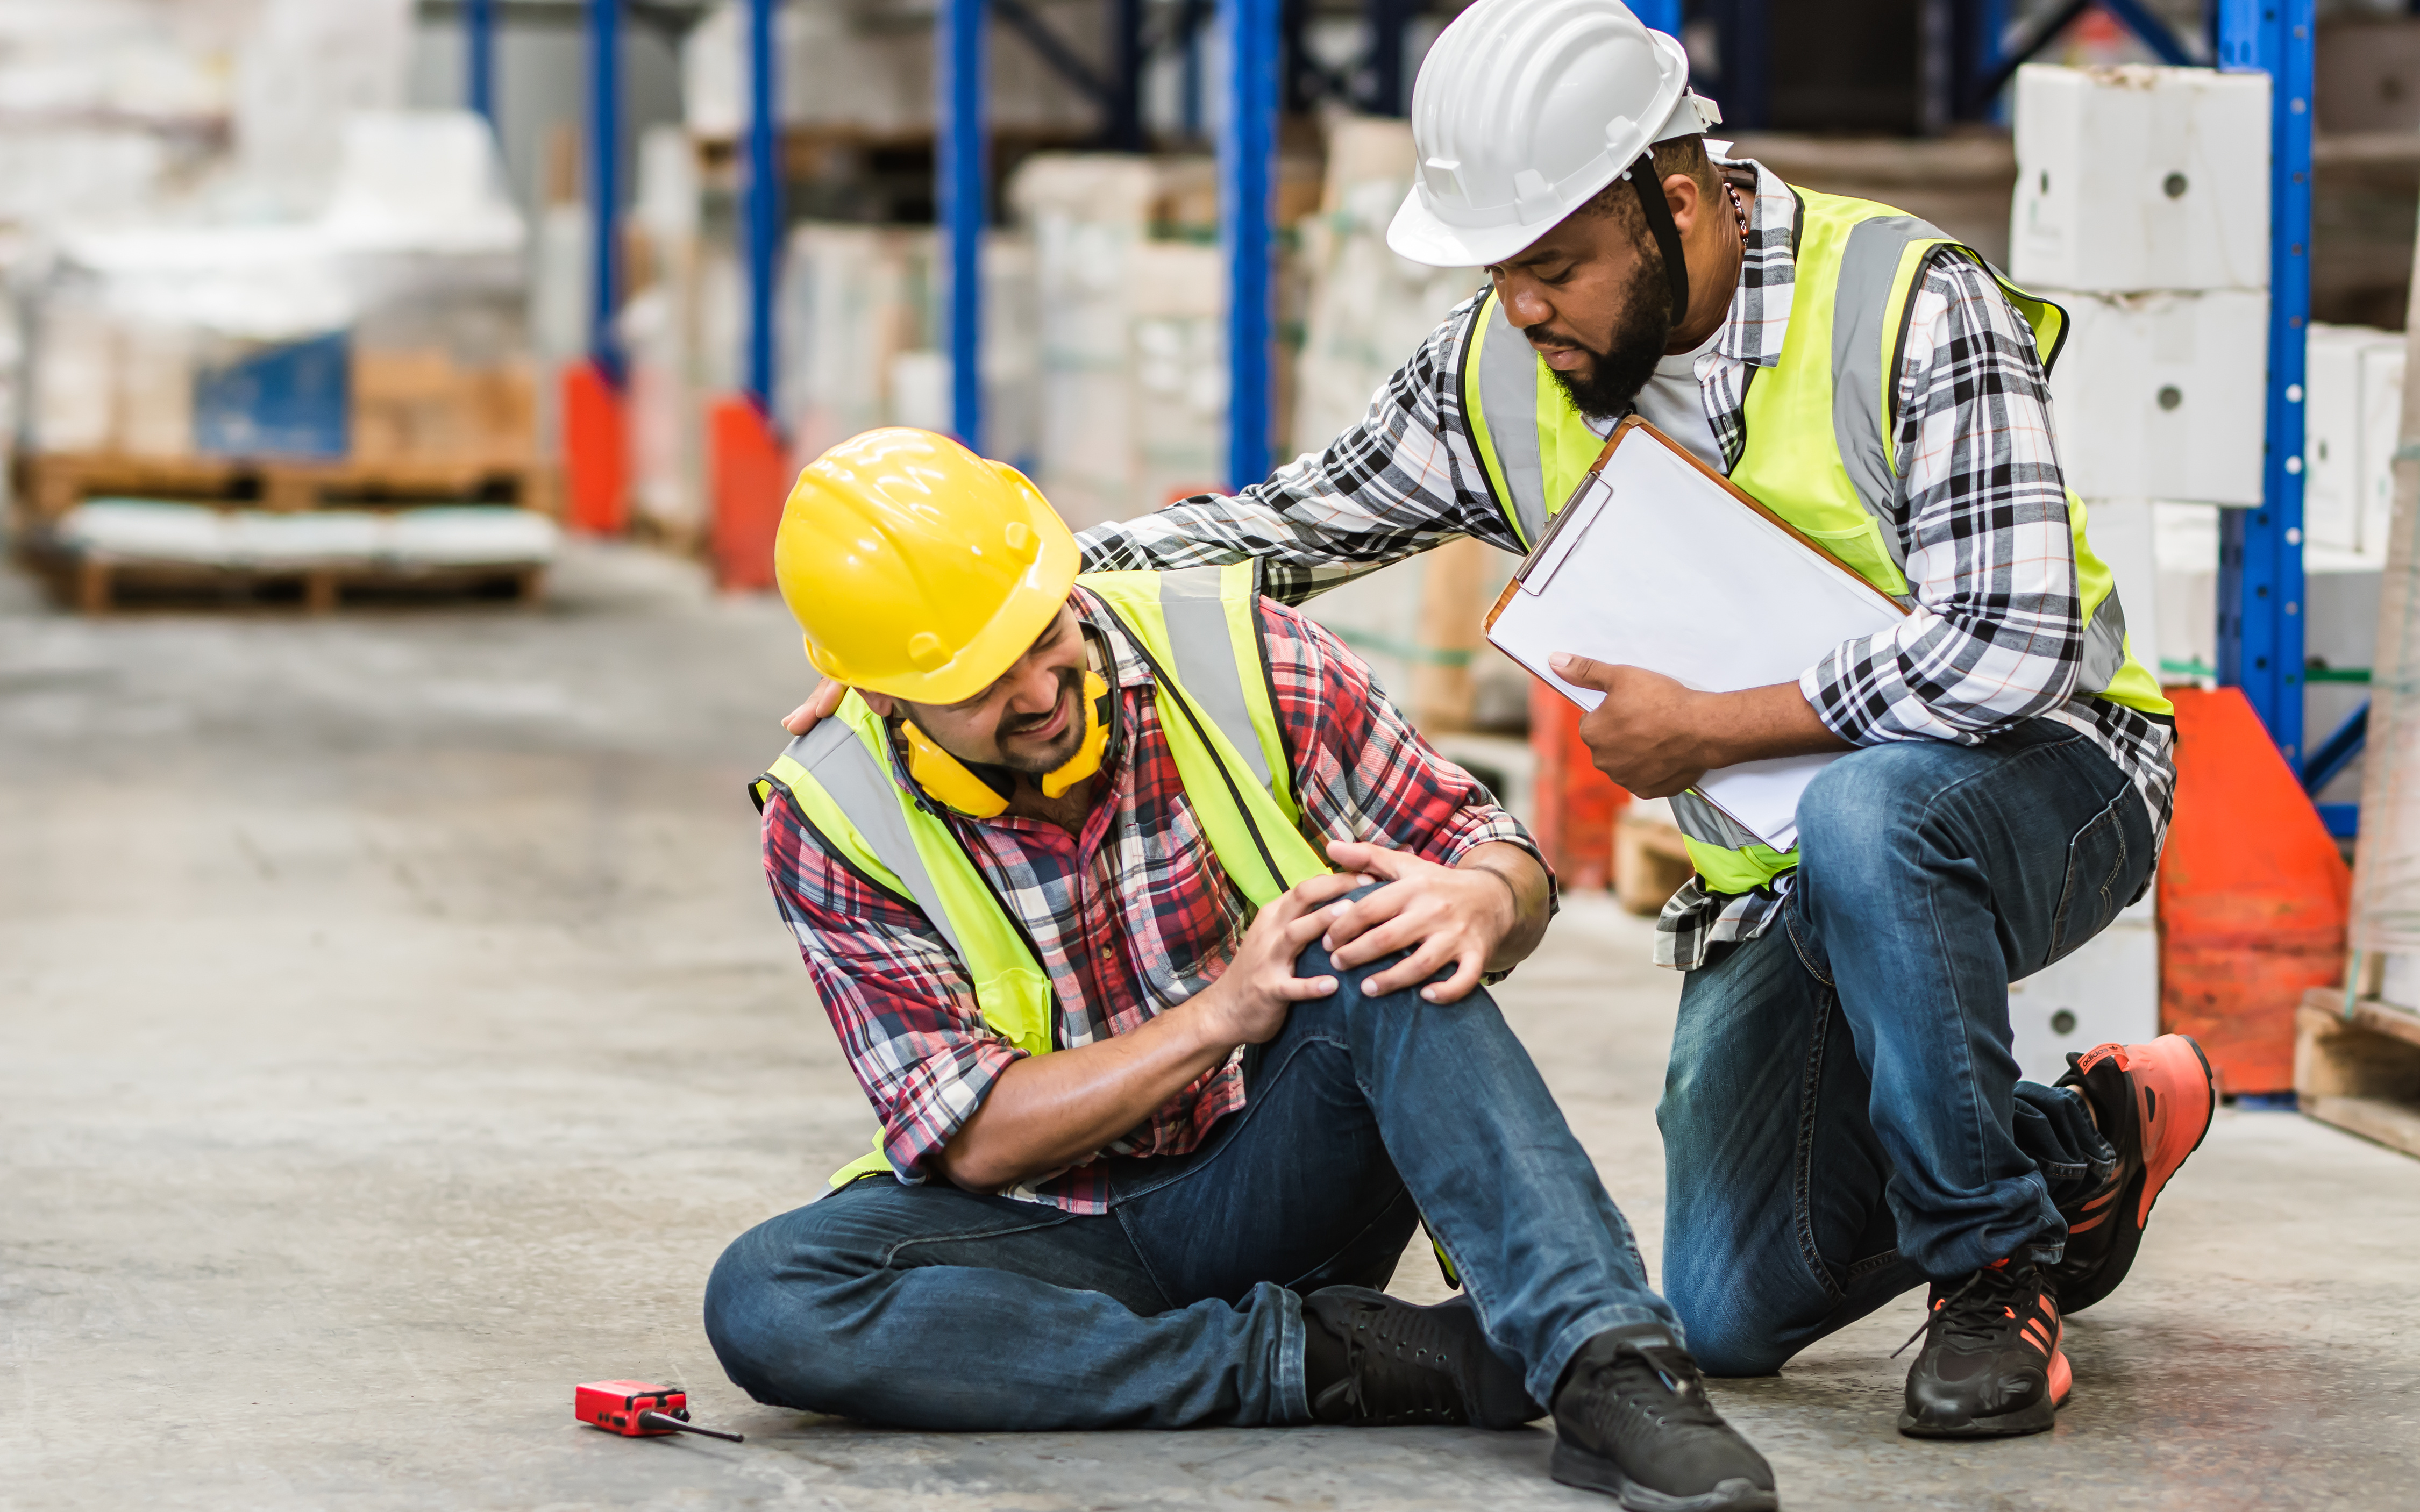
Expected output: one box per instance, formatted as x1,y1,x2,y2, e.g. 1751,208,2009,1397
1387,0,1722,268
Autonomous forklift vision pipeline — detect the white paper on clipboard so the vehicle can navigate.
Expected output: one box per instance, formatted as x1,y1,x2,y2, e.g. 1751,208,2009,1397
1484,418,1907,851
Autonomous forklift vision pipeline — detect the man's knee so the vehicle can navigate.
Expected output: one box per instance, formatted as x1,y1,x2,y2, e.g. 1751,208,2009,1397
1673,1302,1795,1378
1290,883,1496,1025
1658,1163,1829,1379
1662,1249,1798,1378
703,1202,858,1408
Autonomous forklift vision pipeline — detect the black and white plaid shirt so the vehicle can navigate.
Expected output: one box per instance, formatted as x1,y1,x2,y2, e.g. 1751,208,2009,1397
1077,153,2176,971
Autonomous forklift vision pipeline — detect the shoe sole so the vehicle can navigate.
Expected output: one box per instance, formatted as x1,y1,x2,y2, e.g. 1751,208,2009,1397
1549,1440,1779,1511
1896,1347,2071,1440
2063,1035,2217,1314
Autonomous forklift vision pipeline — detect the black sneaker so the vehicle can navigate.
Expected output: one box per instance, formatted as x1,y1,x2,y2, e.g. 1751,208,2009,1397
1896,1258,2069,1438
1300,1287,1543,1428
2049,1035,2216,1314
1549,1332,1778,1511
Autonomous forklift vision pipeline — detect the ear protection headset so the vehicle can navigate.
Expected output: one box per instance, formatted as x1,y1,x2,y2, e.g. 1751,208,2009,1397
901,667,1113,819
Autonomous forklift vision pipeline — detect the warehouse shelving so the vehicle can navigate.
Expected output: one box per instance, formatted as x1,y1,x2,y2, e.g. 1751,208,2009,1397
510,0,2333,824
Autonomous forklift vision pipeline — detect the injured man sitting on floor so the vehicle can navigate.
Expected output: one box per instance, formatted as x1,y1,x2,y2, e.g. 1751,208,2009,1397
702,427,1780,1512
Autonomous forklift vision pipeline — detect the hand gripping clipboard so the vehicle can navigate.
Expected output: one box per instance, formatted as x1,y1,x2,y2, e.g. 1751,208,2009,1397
1482,416,1909,852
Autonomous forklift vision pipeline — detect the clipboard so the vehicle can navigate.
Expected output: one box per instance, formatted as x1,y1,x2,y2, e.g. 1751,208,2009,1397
1483,416,1909,852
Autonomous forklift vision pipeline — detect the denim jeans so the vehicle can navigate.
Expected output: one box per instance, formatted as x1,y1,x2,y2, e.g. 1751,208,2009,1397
705,895,1677,1429
1659,719,2143,1376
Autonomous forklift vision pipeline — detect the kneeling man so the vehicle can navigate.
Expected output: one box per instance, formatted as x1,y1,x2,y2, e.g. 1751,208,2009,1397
704,429,1776,1510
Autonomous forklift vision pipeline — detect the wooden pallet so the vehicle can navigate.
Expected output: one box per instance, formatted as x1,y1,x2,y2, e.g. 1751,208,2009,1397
1614,811,1694,918
2297,987,2420,1158
11,450,560,525
22,546,545,616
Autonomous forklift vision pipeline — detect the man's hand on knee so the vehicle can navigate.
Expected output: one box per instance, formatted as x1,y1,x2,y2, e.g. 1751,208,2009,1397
1198,871,1366,1045
1319,841,1547,1004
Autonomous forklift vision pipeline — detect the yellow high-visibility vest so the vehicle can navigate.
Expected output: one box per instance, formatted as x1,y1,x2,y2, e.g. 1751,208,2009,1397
751,562,1328,1187
1462,184,2172,895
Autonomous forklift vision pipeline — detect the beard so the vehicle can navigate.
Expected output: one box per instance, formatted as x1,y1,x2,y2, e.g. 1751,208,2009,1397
1543,248,1675,421
990,665,1089,774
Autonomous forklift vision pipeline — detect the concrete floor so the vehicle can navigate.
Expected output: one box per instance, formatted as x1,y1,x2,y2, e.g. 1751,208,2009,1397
3,543,2416,1512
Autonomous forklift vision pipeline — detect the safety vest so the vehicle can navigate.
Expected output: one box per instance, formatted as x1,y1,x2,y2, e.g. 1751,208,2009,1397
1461,184,2174,896
751,562,1330,1188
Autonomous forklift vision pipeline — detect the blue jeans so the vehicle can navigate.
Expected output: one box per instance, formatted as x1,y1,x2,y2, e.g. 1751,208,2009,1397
704,904,1677,1429
1660,719,2144,1376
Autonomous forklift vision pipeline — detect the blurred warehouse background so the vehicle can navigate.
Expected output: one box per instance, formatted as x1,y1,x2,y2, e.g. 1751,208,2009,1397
1,0,2416,930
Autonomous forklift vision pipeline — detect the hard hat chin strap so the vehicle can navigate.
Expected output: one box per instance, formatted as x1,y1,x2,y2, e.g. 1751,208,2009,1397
1623,158,1690,327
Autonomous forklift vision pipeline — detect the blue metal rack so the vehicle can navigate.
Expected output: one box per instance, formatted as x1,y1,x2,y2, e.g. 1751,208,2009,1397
1632,0,1682,35
940,0,989,450
643,0,2332,811
1221,0,1282,491
2304,698,2368,839
1703,0,1769,130
587,0,623,382
1936,0,2324,823
2217,0,2317,781
744,0,782,415
922,0,1421,487
466,0,497,129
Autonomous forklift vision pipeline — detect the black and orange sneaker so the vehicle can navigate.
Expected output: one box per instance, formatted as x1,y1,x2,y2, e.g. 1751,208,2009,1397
1897,1258,2069,1438
2050,1034,2217,1314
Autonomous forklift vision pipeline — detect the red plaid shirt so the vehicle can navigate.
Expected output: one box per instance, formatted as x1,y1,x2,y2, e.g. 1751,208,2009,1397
762,585,1544,1211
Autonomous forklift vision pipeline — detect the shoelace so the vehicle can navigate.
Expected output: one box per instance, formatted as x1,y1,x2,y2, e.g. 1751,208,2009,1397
1325,1302,1462,1422
1891,1266,2034,1359
1575,1343,1728,1431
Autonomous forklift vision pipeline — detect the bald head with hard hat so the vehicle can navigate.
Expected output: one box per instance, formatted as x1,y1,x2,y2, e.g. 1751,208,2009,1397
1389,0,1747,420
775,427,1097,778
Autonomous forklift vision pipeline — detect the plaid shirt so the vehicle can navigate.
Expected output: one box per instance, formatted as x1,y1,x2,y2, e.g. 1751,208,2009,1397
763,586,1542,1212
1078,152,2176,972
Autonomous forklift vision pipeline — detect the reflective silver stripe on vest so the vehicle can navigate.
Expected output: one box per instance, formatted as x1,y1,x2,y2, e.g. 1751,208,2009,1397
1826,224,2130,695
2080,590,2128,692
1830,215,1940,576
1474,295,1550,550
1670,790,1768,854
1143,565,1271,789
778,721,972,967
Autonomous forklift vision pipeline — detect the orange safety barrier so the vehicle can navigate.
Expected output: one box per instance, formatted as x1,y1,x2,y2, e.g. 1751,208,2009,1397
708,396,787,593
2157,687,2350,1094
1529,682,1629,891
561,360,629,536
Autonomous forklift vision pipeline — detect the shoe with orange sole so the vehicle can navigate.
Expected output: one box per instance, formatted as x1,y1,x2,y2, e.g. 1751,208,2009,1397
2049,1034,2217,1314
1897,1257,2069,1438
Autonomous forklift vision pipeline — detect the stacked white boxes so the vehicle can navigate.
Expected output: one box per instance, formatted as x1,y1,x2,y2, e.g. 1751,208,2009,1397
2013,64,2272,512
1012,155,1165,532
1009,154,1243,533
768,224,1038,487
2305,324,2406,561
1285,119,1532,732
2003,64,2274,1082
2301,324,2404,803
775,223,933,467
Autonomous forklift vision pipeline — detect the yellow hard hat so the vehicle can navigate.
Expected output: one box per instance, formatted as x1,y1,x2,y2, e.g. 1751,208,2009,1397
774,427,1079,705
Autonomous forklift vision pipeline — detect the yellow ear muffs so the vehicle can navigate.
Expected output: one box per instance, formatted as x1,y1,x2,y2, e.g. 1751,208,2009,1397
1040,671,1111,799
903,669,1113,816
903,721,1014,818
